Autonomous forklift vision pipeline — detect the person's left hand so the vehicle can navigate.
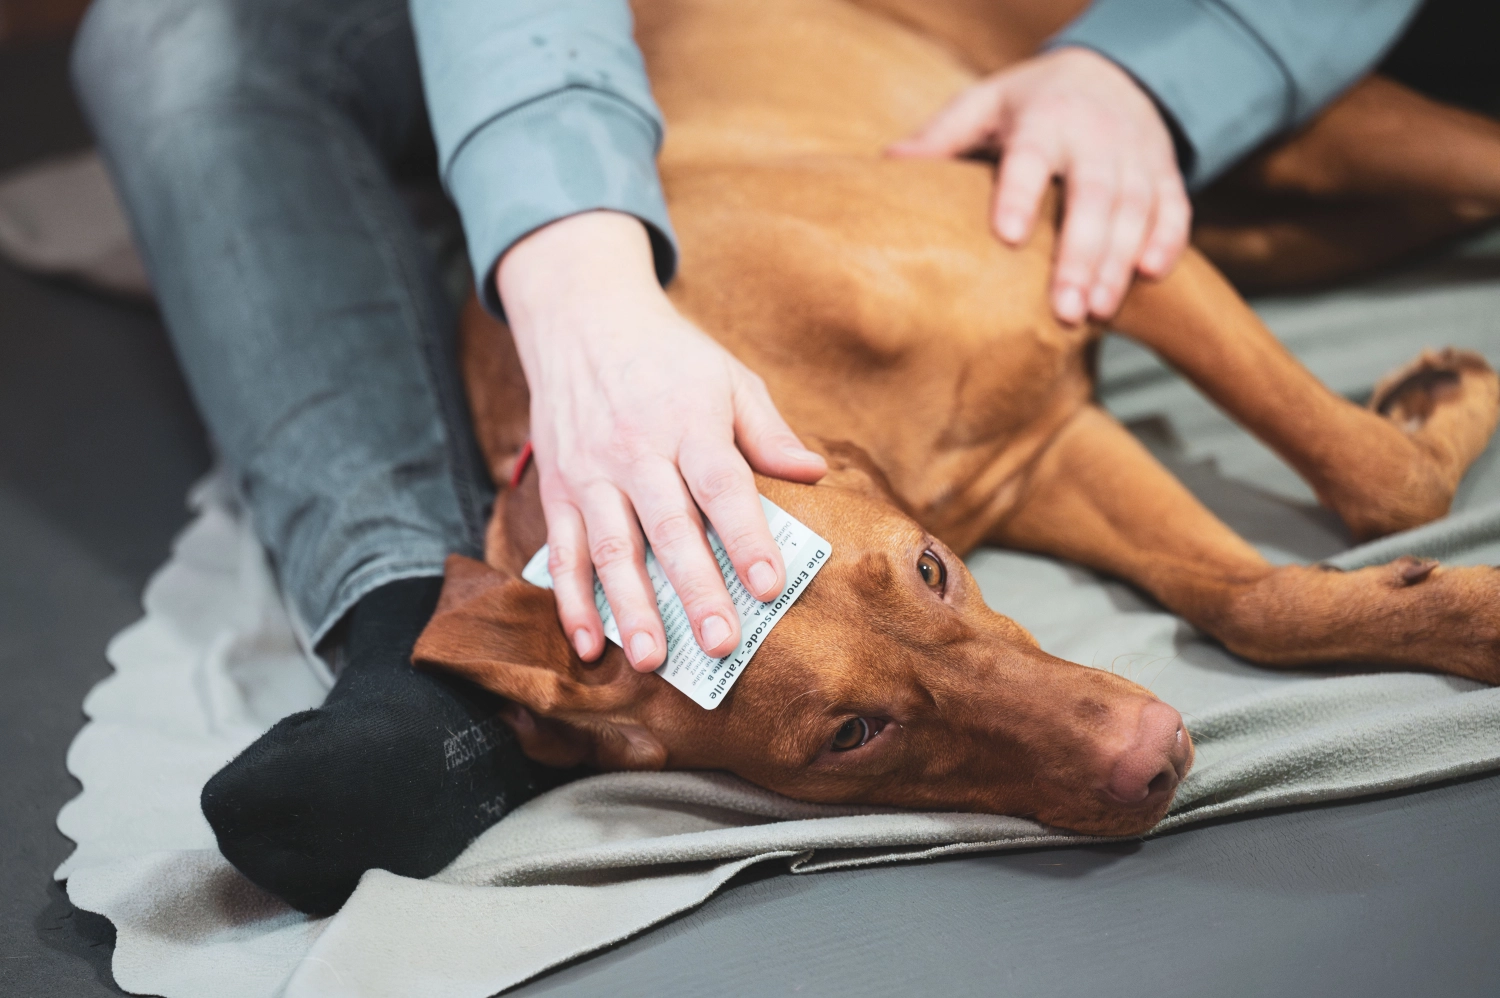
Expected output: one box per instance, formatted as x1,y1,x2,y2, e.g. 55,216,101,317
888,46,1191,324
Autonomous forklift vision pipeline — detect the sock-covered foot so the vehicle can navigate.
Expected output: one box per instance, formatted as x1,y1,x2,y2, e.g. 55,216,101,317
201,576,572,915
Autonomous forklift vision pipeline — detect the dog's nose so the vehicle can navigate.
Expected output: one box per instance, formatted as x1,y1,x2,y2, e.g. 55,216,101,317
1103,700,1190,805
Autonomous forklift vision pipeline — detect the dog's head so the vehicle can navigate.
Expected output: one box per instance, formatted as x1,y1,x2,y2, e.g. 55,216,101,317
414,456,1191,837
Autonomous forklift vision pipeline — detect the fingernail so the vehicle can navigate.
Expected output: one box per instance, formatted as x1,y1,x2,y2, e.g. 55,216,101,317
997,215,1024,242
1056,286,1084,322
782,444,820,463
573,628,592,657
1140,249,1165,274
628,631,657,666
748,561,778,598
701,613,731,651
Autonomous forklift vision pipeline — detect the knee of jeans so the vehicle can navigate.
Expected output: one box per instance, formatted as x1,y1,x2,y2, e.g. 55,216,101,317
72,0,315,132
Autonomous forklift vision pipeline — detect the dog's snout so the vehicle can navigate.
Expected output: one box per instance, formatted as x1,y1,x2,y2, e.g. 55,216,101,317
1104,700,1190,805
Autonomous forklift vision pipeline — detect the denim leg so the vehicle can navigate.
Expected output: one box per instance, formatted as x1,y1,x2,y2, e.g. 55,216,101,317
72,0,493,643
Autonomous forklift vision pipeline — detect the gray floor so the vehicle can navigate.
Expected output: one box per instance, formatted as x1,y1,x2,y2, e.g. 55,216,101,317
3,32,1499,998
1,34,210,998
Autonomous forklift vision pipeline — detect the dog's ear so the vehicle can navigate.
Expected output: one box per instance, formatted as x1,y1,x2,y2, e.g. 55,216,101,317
412,555,666,770
812,439,911,513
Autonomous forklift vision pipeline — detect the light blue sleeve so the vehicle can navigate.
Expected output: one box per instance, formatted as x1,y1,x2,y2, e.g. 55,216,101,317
1051,0,1423,188
410,0,677,314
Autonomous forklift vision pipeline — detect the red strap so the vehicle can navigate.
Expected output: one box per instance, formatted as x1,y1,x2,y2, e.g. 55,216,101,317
507,440,534,491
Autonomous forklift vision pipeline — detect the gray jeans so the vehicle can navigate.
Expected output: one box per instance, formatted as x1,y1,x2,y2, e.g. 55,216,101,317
72,0,492,644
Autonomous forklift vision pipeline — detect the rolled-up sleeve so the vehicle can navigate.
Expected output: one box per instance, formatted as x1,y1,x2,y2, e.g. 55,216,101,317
411,0,677,313
1052,0,1423,187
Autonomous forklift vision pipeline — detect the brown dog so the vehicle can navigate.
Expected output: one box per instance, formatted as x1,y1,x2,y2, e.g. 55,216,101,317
413,0,1500,837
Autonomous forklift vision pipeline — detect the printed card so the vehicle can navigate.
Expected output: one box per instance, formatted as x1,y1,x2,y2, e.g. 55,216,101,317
522,496,831,709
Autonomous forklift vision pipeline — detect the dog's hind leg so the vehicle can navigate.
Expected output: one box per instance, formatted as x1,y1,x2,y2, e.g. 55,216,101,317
1193,75,1500,291
1111,249,1499,541
991,405,1500,682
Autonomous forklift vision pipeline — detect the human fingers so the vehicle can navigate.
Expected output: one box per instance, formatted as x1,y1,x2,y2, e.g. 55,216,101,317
540,494,605,661
1051,152,1118,325
1086,166,1153,318
678,433,786,605
626,459,744,659
886,78,1005,159
1137,172,1192,278
992,138,1057,246
575,483,671,672
730,371,827,484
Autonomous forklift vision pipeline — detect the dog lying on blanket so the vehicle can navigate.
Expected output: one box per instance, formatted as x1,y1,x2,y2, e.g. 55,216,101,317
414,0,1500,837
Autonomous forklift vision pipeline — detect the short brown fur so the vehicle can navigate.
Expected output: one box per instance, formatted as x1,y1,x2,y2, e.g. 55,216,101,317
416,0,1500,836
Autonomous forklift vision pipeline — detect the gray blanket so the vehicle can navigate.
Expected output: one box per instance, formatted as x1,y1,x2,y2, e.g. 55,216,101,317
53,212,1500,995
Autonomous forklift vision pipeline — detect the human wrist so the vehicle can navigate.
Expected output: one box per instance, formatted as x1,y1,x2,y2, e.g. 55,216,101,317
1045,44,1192,181
498,210,668,335
1048,45,1145,98
1044,45,1182,170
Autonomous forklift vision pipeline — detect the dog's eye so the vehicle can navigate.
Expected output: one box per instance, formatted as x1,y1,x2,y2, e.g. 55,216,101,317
917,550,946,593
831,717,872,752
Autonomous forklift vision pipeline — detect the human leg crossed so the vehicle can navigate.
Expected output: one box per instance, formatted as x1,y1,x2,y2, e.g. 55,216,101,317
73,0,571,913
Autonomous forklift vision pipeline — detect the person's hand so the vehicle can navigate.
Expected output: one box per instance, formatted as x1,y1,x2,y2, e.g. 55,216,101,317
889,46,1190,324
498,210,828,672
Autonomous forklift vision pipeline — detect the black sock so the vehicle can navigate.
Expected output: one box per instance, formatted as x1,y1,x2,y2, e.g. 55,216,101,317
200,575,574,915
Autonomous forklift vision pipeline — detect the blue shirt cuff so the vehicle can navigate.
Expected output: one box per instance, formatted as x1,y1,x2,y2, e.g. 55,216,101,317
1051,0,1287,187
1052,0,1422,188
445,87,680,316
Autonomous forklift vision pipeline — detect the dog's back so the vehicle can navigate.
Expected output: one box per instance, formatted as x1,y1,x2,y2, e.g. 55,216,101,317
641,0,974,164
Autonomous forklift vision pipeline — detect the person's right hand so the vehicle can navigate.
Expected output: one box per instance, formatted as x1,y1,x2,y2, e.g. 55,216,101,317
498,210,828,672
889,46,1191,324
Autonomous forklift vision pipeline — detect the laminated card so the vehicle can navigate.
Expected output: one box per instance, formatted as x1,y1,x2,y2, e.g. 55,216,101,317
522,496,832,709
